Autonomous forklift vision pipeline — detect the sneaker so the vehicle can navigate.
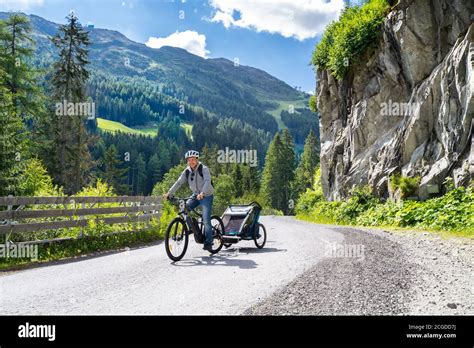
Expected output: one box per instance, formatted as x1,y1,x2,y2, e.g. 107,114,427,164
203,244,212,252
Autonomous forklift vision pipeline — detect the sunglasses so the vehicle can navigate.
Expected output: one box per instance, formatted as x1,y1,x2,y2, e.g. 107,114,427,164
190,172,195,181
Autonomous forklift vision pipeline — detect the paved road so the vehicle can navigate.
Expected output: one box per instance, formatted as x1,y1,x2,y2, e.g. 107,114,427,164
0,216,345,315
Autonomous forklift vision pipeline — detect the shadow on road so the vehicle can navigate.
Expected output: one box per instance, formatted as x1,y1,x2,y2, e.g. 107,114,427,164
171,247,286,269
224,246,286,253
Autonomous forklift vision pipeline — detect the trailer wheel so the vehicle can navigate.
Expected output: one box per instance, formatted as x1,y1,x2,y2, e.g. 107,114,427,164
254,223,266,249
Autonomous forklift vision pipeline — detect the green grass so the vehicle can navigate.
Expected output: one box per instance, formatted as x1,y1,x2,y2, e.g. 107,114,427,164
181,122,193,140
131,125,159,136
0,227,164,271
262,98,309,129
97,118,193,139
97,118,155,137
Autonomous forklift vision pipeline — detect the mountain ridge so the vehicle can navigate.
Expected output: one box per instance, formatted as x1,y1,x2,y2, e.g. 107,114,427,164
0,11,317,140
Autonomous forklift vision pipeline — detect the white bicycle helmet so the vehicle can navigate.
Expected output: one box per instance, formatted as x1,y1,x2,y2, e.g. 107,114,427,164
184,150,199,159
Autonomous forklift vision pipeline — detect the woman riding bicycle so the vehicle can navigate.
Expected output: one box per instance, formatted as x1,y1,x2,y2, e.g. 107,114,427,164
163,150,215,252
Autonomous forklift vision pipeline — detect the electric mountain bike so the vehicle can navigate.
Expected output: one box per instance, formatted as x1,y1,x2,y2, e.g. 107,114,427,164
164,195,224,262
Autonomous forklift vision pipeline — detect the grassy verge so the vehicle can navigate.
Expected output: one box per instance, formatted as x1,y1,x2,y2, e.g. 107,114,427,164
297,212,473,239
0,226,164,271
296,174,474,239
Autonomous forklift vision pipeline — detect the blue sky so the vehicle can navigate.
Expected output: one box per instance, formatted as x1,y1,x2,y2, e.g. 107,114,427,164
0,0,347,93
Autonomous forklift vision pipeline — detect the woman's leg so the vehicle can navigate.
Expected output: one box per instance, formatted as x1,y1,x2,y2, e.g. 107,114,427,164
185,197,199,211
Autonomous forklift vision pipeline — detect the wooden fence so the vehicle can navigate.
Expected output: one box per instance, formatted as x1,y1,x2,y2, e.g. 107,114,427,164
0,196,163,243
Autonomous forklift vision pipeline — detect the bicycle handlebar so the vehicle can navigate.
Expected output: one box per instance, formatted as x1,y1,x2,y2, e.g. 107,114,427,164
166,194,197,203
166,194,203,216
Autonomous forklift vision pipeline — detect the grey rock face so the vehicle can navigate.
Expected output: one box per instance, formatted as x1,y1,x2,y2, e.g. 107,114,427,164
317,0,474,200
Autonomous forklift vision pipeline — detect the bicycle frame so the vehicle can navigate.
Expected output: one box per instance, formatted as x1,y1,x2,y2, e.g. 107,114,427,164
170,196,204,241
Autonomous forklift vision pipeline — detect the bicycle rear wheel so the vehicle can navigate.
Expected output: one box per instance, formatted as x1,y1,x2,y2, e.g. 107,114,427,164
165,217,189,261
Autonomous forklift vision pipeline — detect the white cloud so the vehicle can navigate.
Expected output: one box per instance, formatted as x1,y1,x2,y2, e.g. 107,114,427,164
0,0,44,11
145,30,210,58
208,0,345,41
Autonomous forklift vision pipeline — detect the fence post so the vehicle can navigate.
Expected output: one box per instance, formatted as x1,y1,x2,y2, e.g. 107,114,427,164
80,202,86,238
5,194,13,247
144,198,150,229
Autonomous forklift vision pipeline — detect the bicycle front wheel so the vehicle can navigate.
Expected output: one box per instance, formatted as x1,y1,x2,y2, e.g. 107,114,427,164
165,217,189,261
209,215,224,254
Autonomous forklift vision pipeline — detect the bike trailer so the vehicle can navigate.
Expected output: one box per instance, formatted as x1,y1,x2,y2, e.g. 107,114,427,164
221,201,262,243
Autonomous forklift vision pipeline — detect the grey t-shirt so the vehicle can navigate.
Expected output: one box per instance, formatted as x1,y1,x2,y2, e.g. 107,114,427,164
168,163,214,197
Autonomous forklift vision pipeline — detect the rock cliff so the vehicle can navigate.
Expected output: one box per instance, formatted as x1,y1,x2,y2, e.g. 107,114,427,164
317,0,474,200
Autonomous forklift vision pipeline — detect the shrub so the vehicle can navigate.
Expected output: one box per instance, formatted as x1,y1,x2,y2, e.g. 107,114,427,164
389,174,420,198
336,186,379,223
404,187,473,232
232,193,282,215
17,158,57,196
73,179,119,238
356,200,400,226
260,208,284,216
232,192,265,207
312,0,391,79
158,201,177,236
296,167,325,214
309,200,343,224
393,200,424,227
212,173,235,215
296,189,325,215
297,176,473,235
309,95,318,113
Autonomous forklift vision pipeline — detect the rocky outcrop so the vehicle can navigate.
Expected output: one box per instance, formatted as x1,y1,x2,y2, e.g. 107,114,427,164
317,0,474,200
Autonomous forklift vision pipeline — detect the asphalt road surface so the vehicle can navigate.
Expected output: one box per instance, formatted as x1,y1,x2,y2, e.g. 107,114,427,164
0,216,471,315
0,216,343,315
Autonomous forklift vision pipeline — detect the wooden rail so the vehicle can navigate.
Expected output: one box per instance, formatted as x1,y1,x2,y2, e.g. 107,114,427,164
0,196,162,236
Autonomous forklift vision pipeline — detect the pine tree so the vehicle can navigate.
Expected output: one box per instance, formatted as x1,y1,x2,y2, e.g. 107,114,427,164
101,144,127,194
242,163,260,195
147,154,161,194
261,130,297,214
0,15,45,195
201,143,212,168
49,11,93,194
280,129,297,213
294,130,319,197
0,14,44,122
200,142,220,175
0,66,22,195
251,166,261,193
131,153,146,195
231,163,244,198
261,133,284,211
156,140,171,174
